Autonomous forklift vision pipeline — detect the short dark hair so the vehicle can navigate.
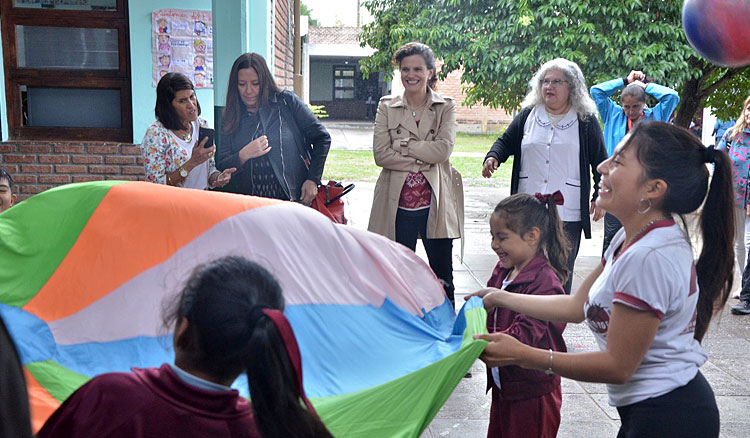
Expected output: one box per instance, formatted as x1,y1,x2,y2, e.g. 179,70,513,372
155,73,201,130
392,42,437,91
222,53,281,135
621,84,646,103
0,166,14,192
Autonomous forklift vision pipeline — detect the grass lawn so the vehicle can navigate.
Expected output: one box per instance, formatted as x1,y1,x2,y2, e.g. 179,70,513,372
322,132,512,187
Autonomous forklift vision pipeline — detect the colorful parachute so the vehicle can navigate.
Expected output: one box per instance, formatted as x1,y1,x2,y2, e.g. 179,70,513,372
0,181,487,437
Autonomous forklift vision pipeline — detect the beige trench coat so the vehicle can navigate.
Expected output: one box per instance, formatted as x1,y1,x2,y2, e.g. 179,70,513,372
367,89,464,246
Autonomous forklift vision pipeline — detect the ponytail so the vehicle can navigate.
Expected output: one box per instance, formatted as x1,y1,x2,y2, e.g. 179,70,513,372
247,318,333,438
540,194,570,285
164,256,333,438
695,148,734,341
624,122,735,342
493,193,570,284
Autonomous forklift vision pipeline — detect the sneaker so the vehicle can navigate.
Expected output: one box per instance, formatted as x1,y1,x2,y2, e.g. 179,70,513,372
730,300,750,315
732,291,741,299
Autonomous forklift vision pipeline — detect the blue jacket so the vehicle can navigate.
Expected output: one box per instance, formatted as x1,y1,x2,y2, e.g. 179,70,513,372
590,78,679,156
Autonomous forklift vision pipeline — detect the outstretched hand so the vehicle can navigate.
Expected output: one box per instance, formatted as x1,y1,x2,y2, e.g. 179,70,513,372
472,332,526,368
465,287,505,310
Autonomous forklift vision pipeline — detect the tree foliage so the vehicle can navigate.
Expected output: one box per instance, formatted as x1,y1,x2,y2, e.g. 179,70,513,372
301,2,320,27
359,0,750,126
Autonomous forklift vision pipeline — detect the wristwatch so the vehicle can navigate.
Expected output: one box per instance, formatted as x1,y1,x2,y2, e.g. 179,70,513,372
178,166,188,178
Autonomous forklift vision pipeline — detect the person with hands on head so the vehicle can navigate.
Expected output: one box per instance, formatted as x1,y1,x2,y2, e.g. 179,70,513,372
141,73,235,190
471,122,733,438
482,58,608,294
217,53,330,205
368,41,463,308
590,70,679,253
479,192,569,438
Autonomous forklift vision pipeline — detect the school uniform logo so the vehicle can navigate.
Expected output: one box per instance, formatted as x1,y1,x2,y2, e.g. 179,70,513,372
586,302,610,334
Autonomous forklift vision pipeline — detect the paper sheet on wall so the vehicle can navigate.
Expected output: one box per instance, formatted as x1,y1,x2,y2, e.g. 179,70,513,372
152,9,213,89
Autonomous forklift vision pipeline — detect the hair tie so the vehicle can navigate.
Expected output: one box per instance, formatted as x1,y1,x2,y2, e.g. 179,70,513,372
247,305,271,336
262,309,320,417
534,190,564,206
704,145,716,163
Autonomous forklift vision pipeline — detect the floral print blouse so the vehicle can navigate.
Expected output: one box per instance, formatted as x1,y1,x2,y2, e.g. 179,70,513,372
140,117,217,186
718,127,750,209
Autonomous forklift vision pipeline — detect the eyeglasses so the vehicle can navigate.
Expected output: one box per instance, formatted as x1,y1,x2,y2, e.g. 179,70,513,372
542,79,567,87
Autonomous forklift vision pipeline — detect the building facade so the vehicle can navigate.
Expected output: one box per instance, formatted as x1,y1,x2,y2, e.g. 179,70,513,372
0,0,297,200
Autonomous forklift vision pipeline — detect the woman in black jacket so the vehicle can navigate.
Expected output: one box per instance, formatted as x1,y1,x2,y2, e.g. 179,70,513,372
482,58,608,293
217,53,330,204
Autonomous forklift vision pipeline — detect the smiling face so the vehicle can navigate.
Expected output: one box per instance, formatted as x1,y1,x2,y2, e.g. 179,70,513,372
744,101,750,125
399,54,433,94
622,95,645,123
171,89,199,127
237,67,260,112
0,178,16,213
596,136,648,219
489,214,538,272
541,69,570,114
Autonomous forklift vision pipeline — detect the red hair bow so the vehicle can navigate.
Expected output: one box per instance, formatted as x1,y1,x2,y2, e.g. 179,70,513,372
534,190,564,206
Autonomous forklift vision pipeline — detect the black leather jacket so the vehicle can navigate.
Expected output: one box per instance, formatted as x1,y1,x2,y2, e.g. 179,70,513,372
217,91,331,201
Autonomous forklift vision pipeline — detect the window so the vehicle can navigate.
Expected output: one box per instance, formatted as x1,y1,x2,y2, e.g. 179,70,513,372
333,65,355,100
1,0,132,141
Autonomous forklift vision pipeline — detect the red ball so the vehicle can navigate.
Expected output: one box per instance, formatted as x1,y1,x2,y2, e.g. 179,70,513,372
683,0,750,67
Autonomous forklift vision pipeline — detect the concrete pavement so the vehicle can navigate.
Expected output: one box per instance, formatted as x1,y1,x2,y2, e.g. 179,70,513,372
328,121,750,437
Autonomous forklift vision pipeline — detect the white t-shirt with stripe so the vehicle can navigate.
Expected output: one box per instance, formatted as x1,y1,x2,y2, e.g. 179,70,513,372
584,218,706,407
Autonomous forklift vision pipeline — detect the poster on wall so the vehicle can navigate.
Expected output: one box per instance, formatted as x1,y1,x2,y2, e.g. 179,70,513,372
152,8,213,89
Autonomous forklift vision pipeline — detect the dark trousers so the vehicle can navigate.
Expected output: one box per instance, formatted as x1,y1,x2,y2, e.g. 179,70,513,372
740,252,750,303
562,221,582,295
395,209,455,306
602,212,622,255
616,371,719,438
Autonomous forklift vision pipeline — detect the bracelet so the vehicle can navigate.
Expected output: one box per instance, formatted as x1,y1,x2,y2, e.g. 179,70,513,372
545,349,554,376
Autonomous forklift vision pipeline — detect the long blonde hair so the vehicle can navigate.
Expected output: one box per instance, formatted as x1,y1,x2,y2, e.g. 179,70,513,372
728,95,750,141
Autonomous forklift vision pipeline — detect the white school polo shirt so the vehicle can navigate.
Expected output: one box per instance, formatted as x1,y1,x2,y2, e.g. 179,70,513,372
585,218,706,407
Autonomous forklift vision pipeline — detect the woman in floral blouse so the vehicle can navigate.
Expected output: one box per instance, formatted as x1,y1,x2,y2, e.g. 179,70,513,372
718,95,750,284
140,73,235,190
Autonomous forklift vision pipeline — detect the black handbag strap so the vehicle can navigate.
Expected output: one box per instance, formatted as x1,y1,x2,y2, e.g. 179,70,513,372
324,183,355,207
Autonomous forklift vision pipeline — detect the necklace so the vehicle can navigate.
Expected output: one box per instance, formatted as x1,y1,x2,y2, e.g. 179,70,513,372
622,215,671,250
174,123,192,142
406,95,428,118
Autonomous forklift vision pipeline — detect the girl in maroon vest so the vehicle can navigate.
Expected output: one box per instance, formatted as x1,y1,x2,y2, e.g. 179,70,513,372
471,192,569,437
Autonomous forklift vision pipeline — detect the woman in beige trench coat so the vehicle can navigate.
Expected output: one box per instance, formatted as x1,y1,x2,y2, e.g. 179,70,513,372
368,42,464,308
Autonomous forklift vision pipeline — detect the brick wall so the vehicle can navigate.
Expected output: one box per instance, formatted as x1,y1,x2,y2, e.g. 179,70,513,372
0,142,144,202
435,61,513,133
274,0,295,90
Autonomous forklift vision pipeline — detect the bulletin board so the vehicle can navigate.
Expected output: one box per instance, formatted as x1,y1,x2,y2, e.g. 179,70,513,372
152,8,213,88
